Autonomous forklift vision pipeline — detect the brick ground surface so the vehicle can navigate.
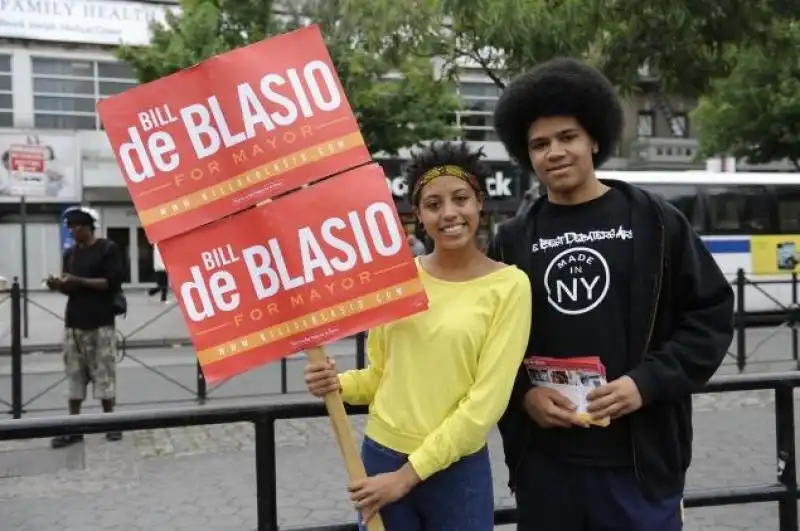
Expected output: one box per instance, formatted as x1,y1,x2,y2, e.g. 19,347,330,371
0,388,795,531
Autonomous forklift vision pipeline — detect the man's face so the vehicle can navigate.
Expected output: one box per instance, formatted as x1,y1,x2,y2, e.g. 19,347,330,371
67,222,91,243
527,116,597,196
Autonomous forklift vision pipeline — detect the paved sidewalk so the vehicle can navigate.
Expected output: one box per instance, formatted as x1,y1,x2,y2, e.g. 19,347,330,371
0,336,788,420
0,388,794,530
0,339,361,417
0,290,210,352
1,290,798,371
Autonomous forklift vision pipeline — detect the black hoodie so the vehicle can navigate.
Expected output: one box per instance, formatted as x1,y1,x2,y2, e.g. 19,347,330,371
487,178,735,501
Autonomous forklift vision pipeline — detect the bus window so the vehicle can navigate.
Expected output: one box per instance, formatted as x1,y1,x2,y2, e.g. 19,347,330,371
638,184,703,230
777,186,800,233
706,185,772,234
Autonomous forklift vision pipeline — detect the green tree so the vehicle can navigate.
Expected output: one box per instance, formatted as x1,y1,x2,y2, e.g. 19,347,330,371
692,20,800,169
116,0,460,156
342,0,783,140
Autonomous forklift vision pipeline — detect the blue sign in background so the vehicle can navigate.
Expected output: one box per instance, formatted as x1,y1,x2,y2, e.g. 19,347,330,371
59,205,77,253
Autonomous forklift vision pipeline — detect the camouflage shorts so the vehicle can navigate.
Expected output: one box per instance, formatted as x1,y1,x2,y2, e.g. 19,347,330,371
63,326,117,401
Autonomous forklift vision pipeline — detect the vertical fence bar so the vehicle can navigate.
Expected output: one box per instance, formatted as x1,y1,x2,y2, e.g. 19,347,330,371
356,331,366,370
736,269,746,373
280,358,288,394
775,382,798,531
792,273,798,367
10,278,22,419
196,361,207,404
20,196,28,339
254,414,279,531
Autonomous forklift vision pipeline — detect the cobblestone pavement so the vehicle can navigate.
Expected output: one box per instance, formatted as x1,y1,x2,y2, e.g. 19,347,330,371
0,388,797,531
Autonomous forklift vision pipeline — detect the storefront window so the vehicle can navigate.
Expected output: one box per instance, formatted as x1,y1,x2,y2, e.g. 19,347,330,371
0,55,12,127
32,57,138,130
456,81,501,142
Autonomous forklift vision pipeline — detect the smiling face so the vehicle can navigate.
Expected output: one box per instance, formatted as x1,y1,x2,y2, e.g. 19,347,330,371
415,175,482,251
527,116,598,200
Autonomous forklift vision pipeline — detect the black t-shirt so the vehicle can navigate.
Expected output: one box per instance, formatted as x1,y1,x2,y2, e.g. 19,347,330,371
62,238,124,330
527,188,634,466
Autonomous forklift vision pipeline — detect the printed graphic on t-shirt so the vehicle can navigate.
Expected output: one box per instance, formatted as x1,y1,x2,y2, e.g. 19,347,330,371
533,226,633,316
531,226,633,254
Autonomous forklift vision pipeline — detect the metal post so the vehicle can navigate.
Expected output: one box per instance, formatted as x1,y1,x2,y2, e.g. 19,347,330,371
254,415,278,531
791,273,798,368
775,382,798,531
20,195,28,339
280,358,287,394
196,361,207,404
356,331,366,370
735,269,746,372
10,278,22,419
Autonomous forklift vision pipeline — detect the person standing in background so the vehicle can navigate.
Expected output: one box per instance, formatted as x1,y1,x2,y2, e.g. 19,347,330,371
147,244,169,303
47,206,125,448
407,234,427,256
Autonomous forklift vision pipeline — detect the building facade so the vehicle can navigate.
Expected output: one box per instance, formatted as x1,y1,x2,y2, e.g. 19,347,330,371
0,0,793,288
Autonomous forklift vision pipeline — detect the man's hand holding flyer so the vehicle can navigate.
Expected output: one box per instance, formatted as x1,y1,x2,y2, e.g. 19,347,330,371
524,356,611,427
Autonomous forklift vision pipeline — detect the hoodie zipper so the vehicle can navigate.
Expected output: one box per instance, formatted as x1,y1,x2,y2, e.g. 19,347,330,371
631,221,665,485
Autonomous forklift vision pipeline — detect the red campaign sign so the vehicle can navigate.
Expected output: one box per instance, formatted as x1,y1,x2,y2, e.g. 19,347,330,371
159,164,430,383
97,24,371,243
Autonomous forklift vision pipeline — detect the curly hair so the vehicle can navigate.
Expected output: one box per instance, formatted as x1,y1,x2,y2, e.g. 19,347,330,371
493,57,623,173
405,141,492,205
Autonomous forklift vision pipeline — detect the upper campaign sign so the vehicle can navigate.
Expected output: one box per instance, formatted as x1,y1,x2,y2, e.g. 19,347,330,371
97,24,370,243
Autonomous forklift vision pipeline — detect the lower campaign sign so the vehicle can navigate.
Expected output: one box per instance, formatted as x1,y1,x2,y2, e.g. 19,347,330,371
160,163,429,383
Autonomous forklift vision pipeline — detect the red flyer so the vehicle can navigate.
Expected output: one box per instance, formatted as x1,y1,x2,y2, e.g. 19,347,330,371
524,355,610,427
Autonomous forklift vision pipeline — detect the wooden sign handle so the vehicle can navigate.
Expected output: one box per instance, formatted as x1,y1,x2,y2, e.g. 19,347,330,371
306,347,385,531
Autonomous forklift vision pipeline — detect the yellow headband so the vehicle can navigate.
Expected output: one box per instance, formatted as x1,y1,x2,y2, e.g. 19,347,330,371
412,165,481,201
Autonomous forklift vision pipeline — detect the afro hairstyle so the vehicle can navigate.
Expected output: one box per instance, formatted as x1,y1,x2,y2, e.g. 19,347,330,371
405,140,492,205
493,57,623,173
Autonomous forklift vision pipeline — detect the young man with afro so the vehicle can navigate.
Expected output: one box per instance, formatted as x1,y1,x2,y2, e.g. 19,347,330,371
487,57,735,530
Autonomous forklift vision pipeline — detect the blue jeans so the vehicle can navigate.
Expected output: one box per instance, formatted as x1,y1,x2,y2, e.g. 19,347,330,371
357,436,494,531
514,450,683,531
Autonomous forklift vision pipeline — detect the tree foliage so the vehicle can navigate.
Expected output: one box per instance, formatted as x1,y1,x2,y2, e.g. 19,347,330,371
341,0,779,99
116,0,460,156
692,20,800,168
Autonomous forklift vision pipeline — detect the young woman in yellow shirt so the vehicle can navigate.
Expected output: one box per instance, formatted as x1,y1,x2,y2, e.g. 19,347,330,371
305,141,532,531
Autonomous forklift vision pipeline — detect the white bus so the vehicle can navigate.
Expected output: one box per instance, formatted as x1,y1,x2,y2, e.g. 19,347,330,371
595,170,800,321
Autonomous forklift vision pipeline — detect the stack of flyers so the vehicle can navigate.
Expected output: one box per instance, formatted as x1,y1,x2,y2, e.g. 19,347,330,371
523,356,611,427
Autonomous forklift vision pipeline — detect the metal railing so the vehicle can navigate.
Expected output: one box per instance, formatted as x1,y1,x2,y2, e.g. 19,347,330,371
0,270,798,417
0,278,367,418
0,371,798,530
733,270,799,372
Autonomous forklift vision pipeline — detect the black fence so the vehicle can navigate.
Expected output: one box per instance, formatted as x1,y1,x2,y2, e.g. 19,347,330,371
734,270,799,372
0,278,367,418
0,271,798,418
0,371,798,530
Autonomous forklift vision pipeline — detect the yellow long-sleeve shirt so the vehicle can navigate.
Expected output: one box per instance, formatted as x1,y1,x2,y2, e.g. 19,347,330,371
338,260,532,481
